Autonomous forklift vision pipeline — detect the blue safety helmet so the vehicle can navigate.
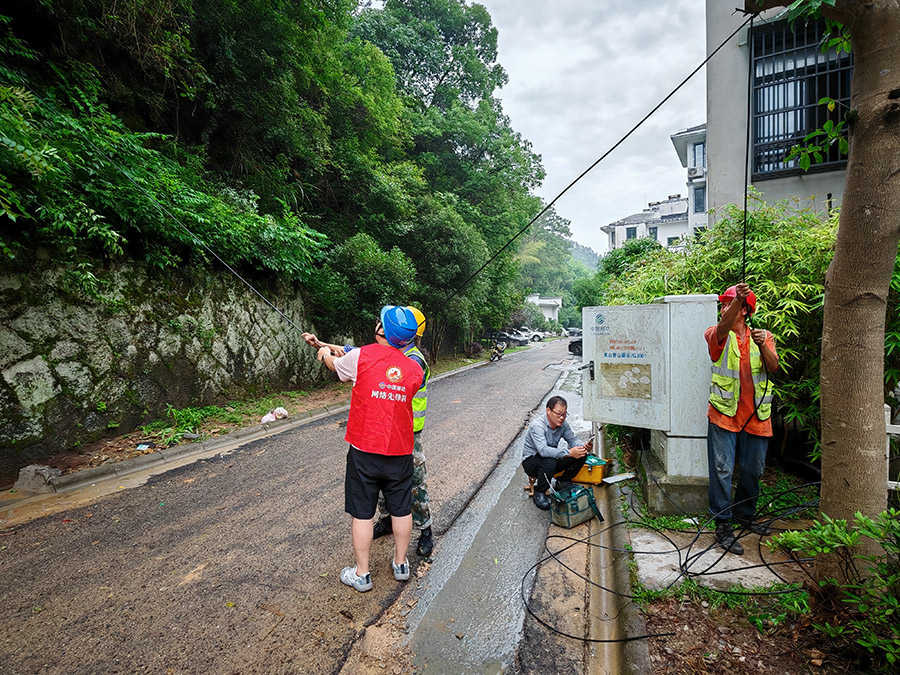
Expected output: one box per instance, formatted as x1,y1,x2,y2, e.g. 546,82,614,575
379,305,418,348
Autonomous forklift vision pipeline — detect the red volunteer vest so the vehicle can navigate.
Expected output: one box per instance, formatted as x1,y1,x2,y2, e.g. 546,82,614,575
345,343,424,456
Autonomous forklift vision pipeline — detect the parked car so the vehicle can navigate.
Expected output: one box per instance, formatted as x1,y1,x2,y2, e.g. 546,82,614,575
514,328,544,342
566,327,583,337
487,330,529,348
568,338,583,356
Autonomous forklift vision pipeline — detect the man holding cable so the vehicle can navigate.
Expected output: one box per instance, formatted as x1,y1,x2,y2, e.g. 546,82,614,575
312,306,423,592
706,282,779,555
304,306,435,558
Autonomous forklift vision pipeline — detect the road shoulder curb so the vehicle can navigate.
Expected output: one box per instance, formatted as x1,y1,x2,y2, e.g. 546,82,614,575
29,358,492,496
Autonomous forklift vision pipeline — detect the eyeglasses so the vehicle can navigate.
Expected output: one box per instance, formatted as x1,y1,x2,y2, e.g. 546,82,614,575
550,408,568,418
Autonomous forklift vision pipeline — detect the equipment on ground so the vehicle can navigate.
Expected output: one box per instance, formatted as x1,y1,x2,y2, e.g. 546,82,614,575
549,484,603,529
571,454,607,485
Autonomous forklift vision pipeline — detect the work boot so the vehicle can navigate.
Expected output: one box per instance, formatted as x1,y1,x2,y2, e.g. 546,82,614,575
715,522,744,555
417,527,434,557
533,490,551,510
372,517,392,540
736,518,772,536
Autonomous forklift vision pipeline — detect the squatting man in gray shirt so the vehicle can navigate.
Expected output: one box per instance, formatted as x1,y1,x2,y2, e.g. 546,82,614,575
521,395,593,509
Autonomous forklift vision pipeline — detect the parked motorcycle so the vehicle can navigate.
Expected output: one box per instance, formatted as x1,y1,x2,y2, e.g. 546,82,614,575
489,340,506,362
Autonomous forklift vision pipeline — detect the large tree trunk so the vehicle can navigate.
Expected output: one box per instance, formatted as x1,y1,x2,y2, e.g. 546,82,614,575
746,1,900,575
819,3,900,531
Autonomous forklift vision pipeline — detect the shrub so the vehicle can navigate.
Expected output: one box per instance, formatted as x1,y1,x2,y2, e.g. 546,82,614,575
465,341,483,358
601,197,838,455
769,509,900,672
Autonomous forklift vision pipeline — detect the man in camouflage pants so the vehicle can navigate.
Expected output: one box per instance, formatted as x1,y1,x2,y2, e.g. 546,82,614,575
373,306,434,557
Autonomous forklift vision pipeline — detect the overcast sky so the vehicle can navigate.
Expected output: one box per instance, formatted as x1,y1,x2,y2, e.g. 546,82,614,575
476,0,708,255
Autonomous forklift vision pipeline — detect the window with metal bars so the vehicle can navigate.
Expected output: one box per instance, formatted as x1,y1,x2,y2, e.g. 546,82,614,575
751,19,852,178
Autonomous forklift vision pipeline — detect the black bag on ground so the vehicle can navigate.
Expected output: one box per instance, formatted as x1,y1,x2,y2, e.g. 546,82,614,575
549,484,604,529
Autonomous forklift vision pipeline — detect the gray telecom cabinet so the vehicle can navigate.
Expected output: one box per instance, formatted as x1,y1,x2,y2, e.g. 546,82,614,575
581,295,718,514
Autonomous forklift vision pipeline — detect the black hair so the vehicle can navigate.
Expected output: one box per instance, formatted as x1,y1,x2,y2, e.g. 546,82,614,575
546,395,567,411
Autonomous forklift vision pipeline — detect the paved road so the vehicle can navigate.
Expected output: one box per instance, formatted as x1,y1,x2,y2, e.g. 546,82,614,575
0,340,570,674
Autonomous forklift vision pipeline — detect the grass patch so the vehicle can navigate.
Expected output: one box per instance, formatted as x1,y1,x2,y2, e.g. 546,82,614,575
633,576,808,631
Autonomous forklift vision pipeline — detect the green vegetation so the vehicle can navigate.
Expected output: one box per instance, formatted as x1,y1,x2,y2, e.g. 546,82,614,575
0,0,595,349
769,510,900,672
574,198,900,456
757,467,819,521
140,389,318,446
631,576,809,633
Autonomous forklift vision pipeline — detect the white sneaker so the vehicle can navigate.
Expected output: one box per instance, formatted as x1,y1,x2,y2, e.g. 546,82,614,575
391,558,410,581
340,566,373,592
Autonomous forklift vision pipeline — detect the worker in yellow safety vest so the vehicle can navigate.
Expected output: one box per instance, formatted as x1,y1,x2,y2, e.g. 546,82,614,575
704,282,779,556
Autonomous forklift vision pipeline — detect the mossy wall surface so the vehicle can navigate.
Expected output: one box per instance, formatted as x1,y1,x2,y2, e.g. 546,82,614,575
0,252,322,477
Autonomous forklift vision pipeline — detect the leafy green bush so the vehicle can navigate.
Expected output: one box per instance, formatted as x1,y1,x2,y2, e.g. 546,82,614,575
769,510,900,671
595,198,834,455
0,65,326,278
592,198,900,455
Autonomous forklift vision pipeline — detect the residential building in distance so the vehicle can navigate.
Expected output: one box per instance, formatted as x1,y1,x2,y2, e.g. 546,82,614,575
600,194,689,251
670,124,708,234
705,3,851,221
525,294,562,322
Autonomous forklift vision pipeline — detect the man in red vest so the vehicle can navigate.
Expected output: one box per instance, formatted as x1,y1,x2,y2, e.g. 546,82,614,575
315,306,424,592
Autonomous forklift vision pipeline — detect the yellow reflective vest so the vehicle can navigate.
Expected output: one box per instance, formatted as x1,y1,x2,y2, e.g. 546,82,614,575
403,344,429,432
709,330,773,421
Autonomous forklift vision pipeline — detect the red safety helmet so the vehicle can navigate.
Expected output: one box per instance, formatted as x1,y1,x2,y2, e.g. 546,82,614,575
718,285,756,315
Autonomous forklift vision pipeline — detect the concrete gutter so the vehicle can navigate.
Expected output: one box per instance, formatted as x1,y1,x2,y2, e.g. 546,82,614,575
586,481,652,674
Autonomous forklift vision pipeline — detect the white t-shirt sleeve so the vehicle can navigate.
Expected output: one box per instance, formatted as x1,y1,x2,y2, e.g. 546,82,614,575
333,348,361,383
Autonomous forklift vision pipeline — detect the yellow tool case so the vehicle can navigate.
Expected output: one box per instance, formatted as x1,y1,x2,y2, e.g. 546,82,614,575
572,454,607,485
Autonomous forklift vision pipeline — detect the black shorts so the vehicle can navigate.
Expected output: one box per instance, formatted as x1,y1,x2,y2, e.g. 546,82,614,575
345,445,414,519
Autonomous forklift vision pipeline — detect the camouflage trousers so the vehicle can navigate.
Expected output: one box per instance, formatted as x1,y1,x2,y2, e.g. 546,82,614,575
378,434,432,530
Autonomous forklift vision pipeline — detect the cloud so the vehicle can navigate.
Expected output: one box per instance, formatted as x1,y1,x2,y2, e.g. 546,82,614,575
478,0,707,254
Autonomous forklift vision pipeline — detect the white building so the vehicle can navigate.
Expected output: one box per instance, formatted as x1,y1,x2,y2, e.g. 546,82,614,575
600,194,690,251
670,124,708,233
525,294,562,322
705,3,850,220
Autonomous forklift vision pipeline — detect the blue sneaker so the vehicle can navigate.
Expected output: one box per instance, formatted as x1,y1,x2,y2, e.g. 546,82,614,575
340,566,373,592
391,558,410,581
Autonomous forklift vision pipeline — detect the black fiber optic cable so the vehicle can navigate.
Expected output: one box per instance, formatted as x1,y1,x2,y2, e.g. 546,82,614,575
437,14,756,315
18,12,754,344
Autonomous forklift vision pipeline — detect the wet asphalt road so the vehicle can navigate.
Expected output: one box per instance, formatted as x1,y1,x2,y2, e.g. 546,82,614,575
0,340,570,674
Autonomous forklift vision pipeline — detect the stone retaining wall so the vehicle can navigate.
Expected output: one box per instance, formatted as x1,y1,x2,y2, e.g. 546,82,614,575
0,252,322,479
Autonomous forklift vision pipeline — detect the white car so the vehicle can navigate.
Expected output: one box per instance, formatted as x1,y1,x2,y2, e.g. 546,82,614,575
515,328,544,342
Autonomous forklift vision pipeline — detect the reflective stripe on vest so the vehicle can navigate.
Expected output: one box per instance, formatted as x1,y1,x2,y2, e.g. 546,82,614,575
708,330,772,421
404,344,429,433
